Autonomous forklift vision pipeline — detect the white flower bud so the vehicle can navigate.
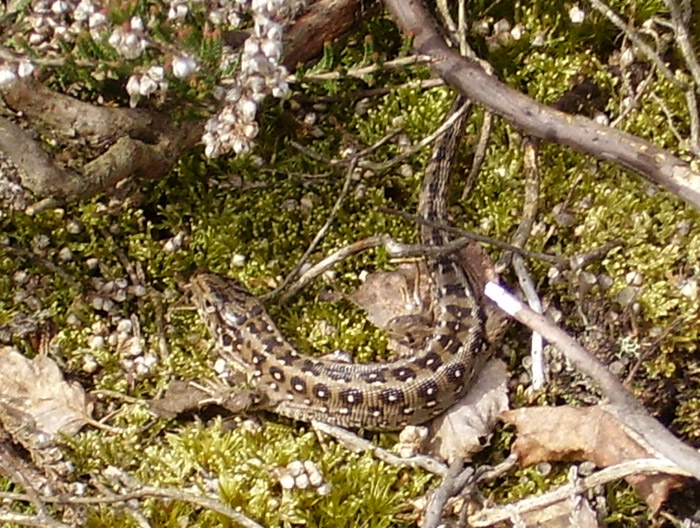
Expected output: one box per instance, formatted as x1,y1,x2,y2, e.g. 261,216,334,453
130,16,144,32
0,66,17,86
172,55,198,79
17,60,35,78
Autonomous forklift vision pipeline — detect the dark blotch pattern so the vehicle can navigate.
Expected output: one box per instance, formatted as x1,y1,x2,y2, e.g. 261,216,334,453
325,366,353,383
392,367,416,382
417,380,439,399
339,389,364,406
269,365,286,382
279,349,299,366
290,376,307,394
379,388,405,405
359,369,386,384
313,383,331,401
446,363,466,384
249,304,265,317
413,351,443,372
301,359,322,376
439,283,465,297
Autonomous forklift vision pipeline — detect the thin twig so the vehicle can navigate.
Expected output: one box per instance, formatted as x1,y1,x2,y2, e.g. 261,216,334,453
312,420,450,476
262,157,358,301
289,54,434,82
279,234,481,303
513,256,546,389
468,458,689,526
1,245,80,290
378,206,566,265
460,109,493,200
663,0,700,87
484,281,700,479
0,510,71,528
424,460,473,528
0,484,265,528
586,0,687,91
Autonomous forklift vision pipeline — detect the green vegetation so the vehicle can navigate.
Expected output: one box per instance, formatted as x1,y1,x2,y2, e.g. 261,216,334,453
1,0,699,526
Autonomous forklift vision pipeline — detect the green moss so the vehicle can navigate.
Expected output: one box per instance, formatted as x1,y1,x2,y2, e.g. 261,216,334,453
2,0,699,525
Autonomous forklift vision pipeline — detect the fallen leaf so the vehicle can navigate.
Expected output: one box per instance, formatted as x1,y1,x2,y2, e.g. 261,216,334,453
0,346,91,439
427,359,509,462
502,405,686,511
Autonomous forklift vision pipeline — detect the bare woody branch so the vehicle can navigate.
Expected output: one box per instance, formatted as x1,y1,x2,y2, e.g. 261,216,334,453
382,0,700,212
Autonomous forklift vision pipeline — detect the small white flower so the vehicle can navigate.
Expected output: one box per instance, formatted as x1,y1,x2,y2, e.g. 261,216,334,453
51,0,69,15
208,8,224,25
569,5,585,24
147,65,165,82
172,54,198,79
29,33,46,45
88,11,107,31
139,76,157,96
123,32,141,50
261,38,282,61
73,0,96,21
232,137,250,154
271,81,289,98
17,60,35,78
246,74,265,93
620,47,635,69
204,140,220,158
243,122,259,138
225,86,242,103
108,29,123,49
126,74,141,97
130,16,144,32
238,98,257,120
0,66,18,86
244,38,261,57
126,74,141,107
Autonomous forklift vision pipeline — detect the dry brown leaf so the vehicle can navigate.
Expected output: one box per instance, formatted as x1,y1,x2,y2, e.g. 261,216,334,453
502,405,686,511
0,346,91,439
350,262,432,329
427,359,509,463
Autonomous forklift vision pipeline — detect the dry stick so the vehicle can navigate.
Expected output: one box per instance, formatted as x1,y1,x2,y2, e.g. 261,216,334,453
664,0,700,87
280,235,391,303
0,485,265,528
290,54,434,82
468,458,689,527
1,245,80,290
423,460,473,528
588,0,700,155
504,138,546,387
312,420,449,477
423,456,519,528
378,206,565,265
360,100,471,173
610,56,657,129
383,0,700,211
460,110,493,201
280,234,484,303
0,510,70,528
262,156,358,302
280,228,562,304
586,0,687,91
484,281,700,480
